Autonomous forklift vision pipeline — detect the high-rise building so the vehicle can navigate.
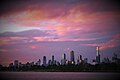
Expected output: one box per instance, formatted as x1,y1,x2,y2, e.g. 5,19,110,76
70,50,75,64
103,58,110,63
14,60,19,68
77,55,82,64
36,59,41,66
51,55,56,65
52,55,54,61
48,60,52,65
91,59,96,65
30,62,34,66
9,63,14,68
62,53,66,60
96,47,100,64
66,60,69,65
56,61,60,66
61,53,66,65
84,58,88,64
43,56,46,66
112,53,118,63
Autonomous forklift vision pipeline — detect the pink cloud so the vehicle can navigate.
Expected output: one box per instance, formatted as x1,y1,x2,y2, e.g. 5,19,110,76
9,37,27,40
0,40,15,46
33,37,49,41
29,45,46,50
83,34,120,50
100,39,119,50
33,36,97,42
0,2,120,45
1,2,119,39
30,45,39,49
51,38,97,42
0,37,28,46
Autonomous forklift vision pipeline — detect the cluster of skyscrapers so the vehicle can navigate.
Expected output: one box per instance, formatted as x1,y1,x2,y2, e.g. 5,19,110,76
9,47,101,68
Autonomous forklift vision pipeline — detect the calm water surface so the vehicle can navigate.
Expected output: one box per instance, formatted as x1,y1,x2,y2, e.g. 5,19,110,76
0,72,119,80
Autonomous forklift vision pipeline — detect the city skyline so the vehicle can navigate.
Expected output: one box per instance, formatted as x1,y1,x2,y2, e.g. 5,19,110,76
0,0,120,66
1,48,120,72
0,47,118,67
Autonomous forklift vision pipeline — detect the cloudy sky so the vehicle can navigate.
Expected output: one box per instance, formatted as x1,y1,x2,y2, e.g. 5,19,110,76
0,0,120,66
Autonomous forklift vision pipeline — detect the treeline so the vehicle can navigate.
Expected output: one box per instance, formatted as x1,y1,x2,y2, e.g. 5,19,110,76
0,63,120,72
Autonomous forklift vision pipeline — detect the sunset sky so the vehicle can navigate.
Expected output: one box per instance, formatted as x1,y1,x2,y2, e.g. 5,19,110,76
0,0,120,66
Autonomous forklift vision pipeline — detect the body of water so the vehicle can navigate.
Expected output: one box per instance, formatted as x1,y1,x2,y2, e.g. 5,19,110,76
0,72,119,80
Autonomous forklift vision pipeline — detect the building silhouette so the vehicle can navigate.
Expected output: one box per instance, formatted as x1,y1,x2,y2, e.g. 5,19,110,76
77,55,83,64
70,50,75,64
61,53,66,65
48,60,52,65
112,53,120,64
96,47,100,64
66,60,69,65
14,60,19,68
43,56,46,66
52,55,54,61
84,58,88,64
51,55,56,65
36,59,41,66
102,57,110,63
62,53,66,60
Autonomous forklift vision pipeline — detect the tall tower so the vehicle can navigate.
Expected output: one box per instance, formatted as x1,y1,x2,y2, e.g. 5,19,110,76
14,60,19,68
96,47,100,64
61,53,66,65
36,59,41,66
52,55,56,65
77,55,82,64
70,50,75,64
62,53,66,60
96,47,99,56
43,56,46,66
52,55,54,61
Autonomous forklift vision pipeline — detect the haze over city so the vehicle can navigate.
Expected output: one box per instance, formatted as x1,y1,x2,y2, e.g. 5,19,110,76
0,0,120,66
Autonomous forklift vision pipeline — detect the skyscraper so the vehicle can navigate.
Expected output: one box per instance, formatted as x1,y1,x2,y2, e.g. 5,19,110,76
36,59,41,66
70,50,75,64
96,47,100,64
77,55,82,64
48,60,52,65
43,56,46,66
112,53,118,63
62,53,66,60
52,55,54,61
84,58,88,64
14,60,19,68
51,55,56,65
61,53,66,65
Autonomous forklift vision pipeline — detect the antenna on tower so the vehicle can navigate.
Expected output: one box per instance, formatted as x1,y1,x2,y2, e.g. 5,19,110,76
96,46,100,64
96,46,100,56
